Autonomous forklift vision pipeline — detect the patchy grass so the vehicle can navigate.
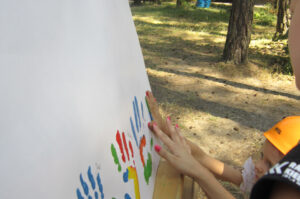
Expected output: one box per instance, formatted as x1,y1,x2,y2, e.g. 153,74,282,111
131,2,290,75
131,3,299,198
253,3,277,27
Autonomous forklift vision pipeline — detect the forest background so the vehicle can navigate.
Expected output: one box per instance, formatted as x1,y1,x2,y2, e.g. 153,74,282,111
130,0,299,198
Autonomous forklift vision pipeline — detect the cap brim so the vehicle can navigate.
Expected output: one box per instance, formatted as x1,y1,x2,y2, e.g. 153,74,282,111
264,131,287,155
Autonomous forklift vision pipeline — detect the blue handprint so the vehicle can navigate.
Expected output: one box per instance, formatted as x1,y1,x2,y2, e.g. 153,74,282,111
130,96,153,184
112,193,132,199
76,166,104,199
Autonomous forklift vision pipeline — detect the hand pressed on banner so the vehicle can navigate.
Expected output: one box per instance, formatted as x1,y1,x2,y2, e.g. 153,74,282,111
145,91,169,137
152,119,236,199
152,118,203,178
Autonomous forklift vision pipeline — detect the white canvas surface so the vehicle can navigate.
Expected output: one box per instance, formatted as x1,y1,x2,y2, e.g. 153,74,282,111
0,0,160,198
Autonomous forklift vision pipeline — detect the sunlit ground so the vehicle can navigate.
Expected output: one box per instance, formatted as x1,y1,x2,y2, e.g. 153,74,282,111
132,2,290,74
131,3,299,198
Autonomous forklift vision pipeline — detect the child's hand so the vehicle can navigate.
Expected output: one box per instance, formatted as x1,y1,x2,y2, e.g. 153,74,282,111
151,119,236,199
146,91,217,177
152,117,201,178
145,91,169,136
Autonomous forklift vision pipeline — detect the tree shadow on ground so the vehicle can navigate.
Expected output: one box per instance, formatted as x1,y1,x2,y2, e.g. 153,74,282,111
135,21,225,67
141,34,222,66
148,67,300,100
149,74,279,132
249,48,292,75
132,3,298,138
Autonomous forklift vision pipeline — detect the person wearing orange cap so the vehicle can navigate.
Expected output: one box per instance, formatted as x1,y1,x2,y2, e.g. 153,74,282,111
250,144,300,199
255,116,300,183
264,116,300,155
145,1,300,198
147,97,300,198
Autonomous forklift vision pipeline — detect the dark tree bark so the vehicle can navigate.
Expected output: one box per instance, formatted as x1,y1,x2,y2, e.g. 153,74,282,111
154,0,161,4
222,0,255,65
177,0,182,7
133,0,142,5
274,0,278,9
274,0,291,39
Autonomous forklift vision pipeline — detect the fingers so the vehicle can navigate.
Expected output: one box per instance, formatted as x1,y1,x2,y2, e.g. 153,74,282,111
148,121,154,132
153,123,175,153
175,124,186,145
145,91,160,120
146,90,156,102
146,91,171,137
174,126,191,154
149,118,184,147
154,144,176,163
166,117,181,144
145,91,157,110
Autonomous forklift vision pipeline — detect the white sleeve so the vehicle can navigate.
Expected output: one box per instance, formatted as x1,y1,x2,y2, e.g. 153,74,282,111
240,157,256,194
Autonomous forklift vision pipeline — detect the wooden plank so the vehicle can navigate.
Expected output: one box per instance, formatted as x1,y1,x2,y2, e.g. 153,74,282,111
153,159,183,199
182,176,194,199
193,181,201,199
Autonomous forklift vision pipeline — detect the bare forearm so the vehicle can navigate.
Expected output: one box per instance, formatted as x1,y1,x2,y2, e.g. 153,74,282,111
191,162,236,199
187,139,243,185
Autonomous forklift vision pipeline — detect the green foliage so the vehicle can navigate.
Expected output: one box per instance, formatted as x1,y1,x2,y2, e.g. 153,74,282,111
270,57,293,75
282,58,293,75
131,2,291,75
132,2,231,27
253,4,276,26
272,45,293,75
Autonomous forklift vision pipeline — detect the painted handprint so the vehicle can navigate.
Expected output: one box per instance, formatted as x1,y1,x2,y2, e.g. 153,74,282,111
130,96,154,184
111,130,140,199
76,96,155,199
110,95,155,199
76,166,104,199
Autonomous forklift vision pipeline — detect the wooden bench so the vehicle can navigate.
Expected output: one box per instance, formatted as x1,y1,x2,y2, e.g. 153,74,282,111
153,159,201,199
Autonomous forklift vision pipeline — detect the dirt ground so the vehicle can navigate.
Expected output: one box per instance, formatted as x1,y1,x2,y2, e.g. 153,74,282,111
140,16,300,199
147,54,300,198
132,3,300,198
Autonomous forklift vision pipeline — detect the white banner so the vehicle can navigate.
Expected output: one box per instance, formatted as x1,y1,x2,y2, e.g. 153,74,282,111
0,1,160,198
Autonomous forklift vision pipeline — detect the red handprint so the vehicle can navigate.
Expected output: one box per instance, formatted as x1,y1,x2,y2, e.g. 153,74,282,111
111,130,140,199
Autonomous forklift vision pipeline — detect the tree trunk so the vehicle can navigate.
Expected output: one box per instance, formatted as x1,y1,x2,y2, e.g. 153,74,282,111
274,0,278,9
222,0,255,65
133,0,142,5
155,0,161,4
176,0,182,7
274,0,291,40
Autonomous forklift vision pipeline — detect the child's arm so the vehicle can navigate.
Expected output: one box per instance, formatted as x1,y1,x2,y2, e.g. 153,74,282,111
187,139,243,186
153,119,236,199
146,91,243,186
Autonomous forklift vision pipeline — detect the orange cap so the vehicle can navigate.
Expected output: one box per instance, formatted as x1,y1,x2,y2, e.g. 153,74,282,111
264,116,300,155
